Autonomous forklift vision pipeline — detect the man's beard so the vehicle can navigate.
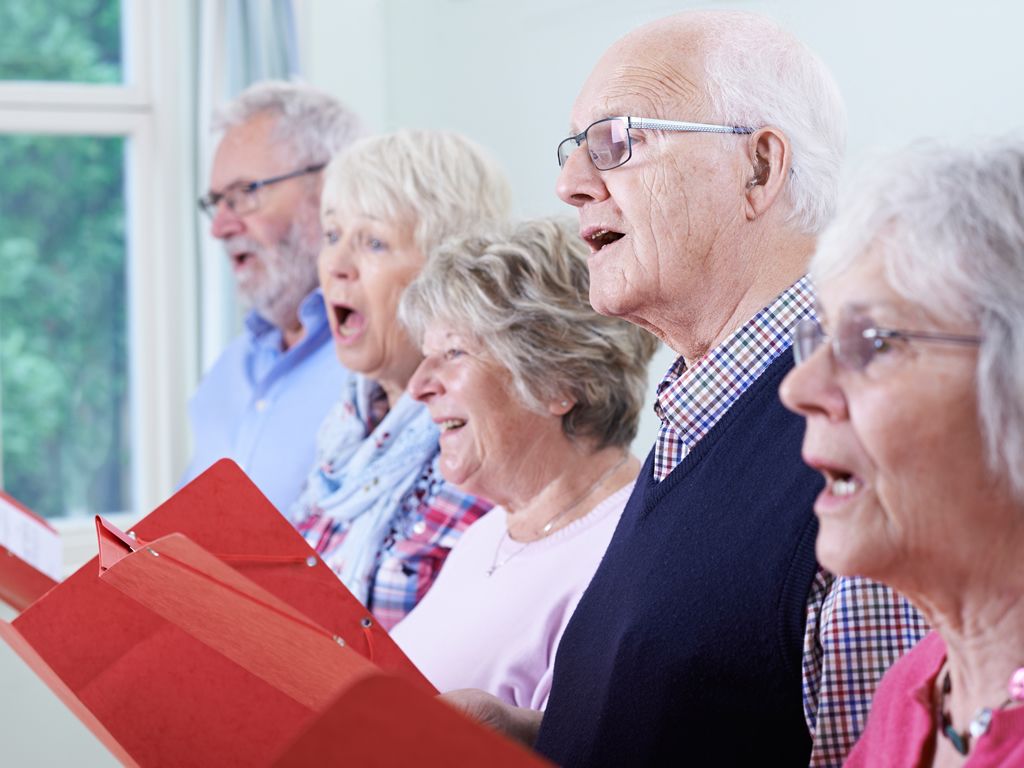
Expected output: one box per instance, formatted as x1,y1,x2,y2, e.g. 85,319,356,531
226,218,321,331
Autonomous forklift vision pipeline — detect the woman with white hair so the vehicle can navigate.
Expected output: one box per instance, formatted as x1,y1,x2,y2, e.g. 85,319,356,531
391,218,658,709
287,130,511,629
781,137,1024,766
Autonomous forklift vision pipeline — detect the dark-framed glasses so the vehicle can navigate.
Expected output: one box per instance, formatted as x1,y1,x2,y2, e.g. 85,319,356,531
556,116,754,171
197,162,327,218
792,311,982,371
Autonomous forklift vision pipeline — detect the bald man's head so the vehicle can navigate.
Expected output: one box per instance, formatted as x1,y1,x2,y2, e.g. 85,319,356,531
555,10,846,358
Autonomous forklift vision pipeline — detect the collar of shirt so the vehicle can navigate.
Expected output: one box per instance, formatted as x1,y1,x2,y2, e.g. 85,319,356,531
652,275,815,481
244,288,331,385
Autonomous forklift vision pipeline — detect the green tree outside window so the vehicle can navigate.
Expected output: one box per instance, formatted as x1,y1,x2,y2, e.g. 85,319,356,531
0,0,129,517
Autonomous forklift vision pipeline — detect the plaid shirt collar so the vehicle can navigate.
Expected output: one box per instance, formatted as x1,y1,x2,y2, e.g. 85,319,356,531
652,275,815,481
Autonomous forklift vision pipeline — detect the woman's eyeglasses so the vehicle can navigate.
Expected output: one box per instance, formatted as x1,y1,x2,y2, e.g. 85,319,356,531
793,311,981,371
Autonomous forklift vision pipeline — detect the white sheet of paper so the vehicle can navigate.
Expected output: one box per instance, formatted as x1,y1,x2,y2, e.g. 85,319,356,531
0,495,62,581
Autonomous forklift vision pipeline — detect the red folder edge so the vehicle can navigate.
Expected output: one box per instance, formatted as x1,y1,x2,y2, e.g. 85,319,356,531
0,619,137,767
97,528,380,711
0,490,59,611
95,516,137,571
0,546,58,613
272,673,554,767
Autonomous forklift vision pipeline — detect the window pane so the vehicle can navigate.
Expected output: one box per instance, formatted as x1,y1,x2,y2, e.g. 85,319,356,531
0,0,122,84
0,135,131,518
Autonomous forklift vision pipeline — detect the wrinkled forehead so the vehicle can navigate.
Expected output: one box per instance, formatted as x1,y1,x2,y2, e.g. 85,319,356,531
570,32,709,131
814,244,935,331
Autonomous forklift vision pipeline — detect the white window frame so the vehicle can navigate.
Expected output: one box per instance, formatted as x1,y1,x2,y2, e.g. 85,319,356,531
0,1,197,570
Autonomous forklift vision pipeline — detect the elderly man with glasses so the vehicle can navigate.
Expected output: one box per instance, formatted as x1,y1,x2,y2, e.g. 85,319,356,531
445,11,927,768
183,81,365,514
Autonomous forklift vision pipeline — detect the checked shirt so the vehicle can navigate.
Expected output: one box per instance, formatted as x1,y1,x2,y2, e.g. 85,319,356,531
293,385,489,630
652,275,929,767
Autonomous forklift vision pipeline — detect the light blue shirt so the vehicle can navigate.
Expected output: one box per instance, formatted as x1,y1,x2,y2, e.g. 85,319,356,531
182,289,348,513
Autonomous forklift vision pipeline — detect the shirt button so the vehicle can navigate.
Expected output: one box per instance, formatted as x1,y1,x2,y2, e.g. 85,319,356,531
412,521,426,535
255,399,269,412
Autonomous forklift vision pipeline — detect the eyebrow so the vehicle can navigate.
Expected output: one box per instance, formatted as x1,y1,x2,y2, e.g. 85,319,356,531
835,300,926,328
568,114,611,134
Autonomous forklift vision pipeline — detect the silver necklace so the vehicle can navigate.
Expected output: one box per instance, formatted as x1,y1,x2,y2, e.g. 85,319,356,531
486,454,628,576
937,663,1024,755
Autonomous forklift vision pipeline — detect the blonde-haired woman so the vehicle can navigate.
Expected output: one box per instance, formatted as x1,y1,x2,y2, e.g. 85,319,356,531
287,130,511,628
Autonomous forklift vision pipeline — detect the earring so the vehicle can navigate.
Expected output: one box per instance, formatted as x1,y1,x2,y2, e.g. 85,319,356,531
561,400,569,407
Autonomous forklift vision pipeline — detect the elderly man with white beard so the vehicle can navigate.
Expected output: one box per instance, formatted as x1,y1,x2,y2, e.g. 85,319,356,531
183,81,365,513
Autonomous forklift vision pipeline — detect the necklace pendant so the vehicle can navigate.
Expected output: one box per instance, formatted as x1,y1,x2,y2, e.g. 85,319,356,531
943,723,969,756
969,707,994,740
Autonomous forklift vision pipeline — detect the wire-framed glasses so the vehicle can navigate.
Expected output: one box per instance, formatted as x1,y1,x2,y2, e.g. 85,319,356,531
792,311,982,371
197,162,327,218
556,116,753,171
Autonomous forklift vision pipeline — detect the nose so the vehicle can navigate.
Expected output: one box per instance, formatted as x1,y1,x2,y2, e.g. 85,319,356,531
779,342,848,422
555,145,610,208
407,356,442,403
318,235,357,283
209,200,244,239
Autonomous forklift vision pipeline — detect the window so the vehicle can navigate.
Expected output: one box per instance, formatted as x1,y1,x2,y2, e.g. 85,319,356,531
0,134,129,518
0,0,123,84
0,0,194,531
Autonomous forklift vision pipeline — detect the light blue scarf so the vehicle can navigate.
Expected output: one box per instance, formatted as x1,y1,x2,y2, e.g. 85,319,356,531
288,374,440,605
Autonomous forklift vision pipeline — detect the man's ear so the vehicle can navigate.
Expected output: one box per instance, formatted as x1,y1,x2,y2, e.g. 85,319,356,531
742,127,792,221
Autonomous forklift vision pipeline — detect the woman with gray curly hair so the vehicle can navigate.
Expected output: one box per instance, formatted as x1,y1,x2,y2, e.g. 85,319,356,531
781,137,1024,766
391,218,658,710
287,130,510,629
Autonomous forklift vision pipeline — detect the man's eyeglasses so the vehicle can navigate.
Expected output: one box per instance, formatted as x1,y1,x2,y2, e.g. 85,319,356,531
556,116,753,171
197,162,327,218
792,311,982,371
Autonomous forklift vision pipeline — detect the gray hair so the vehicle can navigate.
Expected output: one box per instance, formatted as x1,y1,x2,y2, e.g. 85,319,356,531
400,218,659,450
699,11,847,234
213,79,366,166
320,130,512,256
812,136,1024,502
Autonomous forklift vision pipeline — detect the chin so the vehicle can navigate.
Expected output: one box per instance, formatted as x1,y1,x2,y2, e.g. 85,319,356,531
438,455,467,486
333,349,377,379
440,457,485,497
815,527,890,581
815,540,859,578
588,284,636,321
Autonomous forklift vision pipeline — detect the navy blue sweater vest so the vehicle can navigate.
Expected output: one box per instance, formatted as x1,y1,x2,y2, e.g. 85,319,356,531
535,351,822,767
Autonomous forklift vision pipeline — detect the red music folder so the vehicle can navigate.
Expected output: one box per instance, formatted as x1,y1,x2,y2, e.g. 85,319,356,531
0,489,61,612
0,459,435,766
271,674,553,767
91,520,552,767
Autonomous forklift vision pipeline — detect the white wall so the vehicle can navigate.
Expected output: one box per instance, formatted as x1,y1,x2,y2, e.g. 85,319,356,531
296,0,1024,454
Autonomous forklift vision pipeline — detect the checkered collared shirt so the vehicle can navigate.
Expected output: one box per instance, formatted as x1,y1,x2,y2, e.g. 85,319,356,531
295,455,489,630
651,276,929,767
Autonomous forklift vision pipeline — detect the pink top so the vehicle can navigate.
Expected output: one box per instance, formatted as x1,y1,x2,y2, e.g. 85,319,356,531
390,481,632,710
846,631,1024,767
